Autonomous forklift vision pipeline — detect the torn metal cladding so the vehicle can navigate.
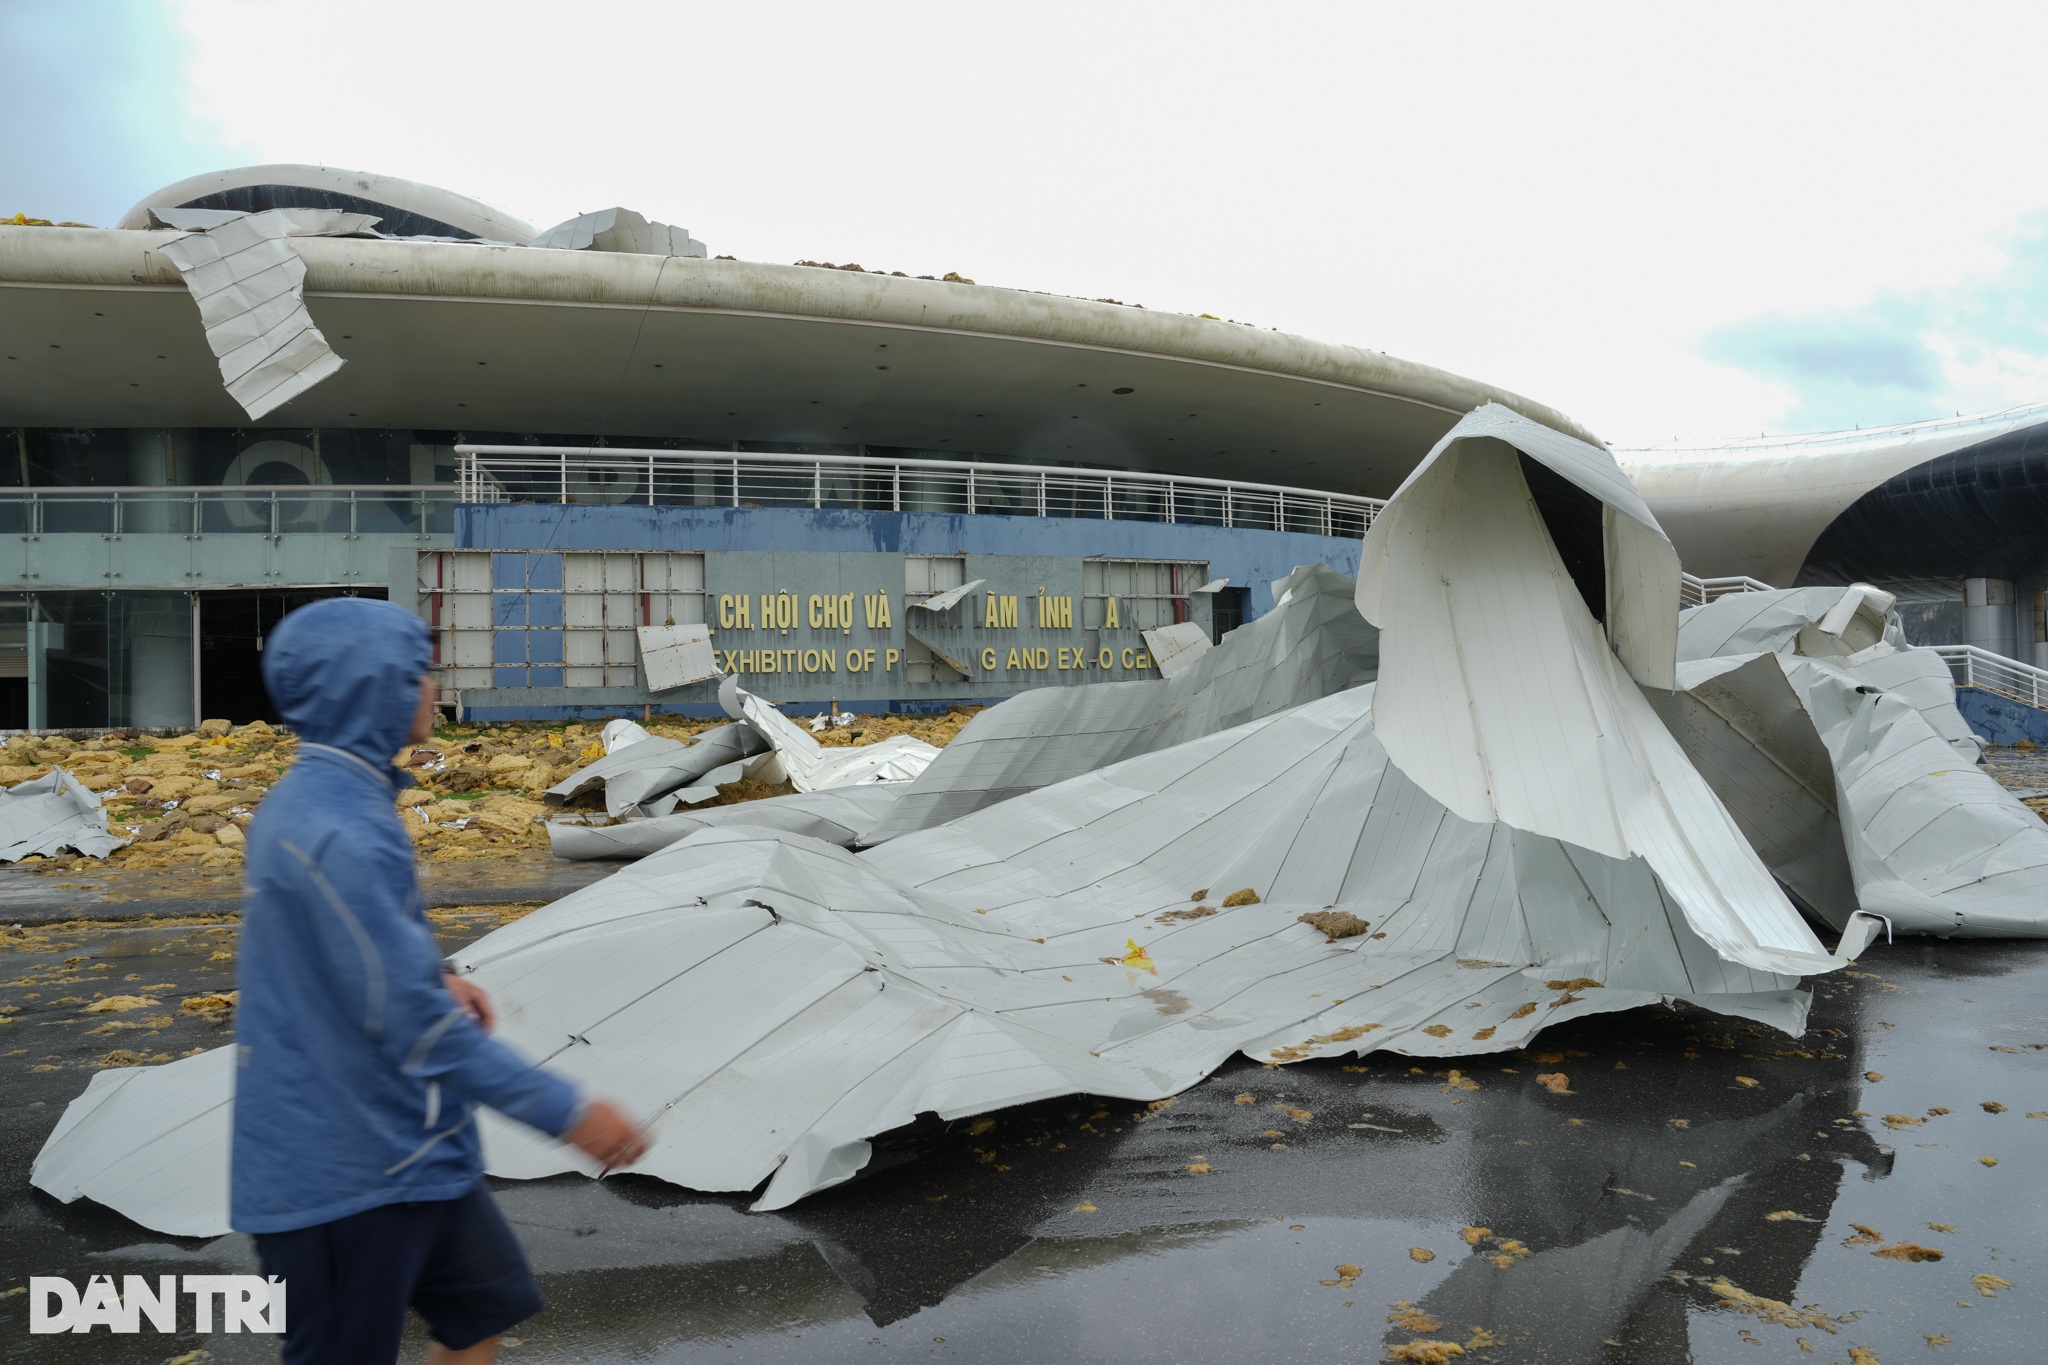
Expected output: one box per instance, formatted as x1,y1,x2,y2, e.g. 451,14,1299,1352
1665,586,2048,938
31,404,2048,1237
144,199,706,422
0,767,130,862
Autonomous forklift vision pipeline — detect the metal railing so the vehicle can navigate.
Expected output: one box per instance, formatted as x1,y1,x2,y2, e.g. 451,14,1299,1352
1933,645,2048,709
1679,572,2048,710
0,485,457,537
1678,572,1777,606
455,445,1385,539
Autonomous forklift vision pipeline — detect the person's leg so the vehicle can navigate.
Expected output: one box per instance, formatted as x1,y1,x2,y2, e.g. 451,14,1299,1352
255,1202,434,1365
411,1182,545,1354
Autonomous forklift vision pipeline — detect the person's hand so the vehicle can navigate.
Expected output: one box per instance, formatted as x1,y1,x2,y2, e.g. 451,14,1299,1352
567,1100,651,1172
443,974,496,1034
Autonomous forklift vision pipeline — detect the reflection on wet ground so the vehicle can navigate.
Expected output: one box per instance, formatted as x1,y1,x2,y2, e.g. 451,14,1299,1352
2,914,2043,1362
0,851,613,925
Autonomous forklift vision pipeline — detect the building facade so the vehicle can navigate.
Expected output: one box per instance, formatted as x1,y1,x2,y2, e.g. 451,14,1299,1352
0,165,1590,725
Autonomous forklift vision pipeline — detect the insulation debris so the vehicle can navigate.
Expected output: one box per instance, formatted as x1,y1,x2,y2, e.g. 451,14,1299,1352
0,768,128,862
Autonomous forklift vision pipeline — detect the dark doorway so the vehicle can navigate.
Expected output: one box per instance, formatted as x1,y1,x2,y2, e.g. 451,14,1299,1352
1211,586,1250,642
199,588,386,724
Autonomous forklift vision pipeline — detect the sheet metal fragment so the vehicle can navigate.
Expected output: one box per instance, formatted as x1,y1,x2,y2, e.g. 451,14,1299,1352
0,768,130,862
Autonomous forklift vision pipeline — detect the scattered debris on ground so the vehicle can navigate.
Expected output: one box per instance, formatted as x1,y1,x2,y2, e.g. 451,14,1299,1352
0,707,980,874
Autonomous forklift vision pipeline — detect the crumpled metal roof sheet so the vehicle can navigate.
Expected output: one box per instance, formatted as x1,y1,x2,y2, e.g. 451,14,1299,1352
152,208,362,420
862,563,1378,842
1671,587,2048,938
40,404,2048,1237
719,677,938,792
1140,621,1213,678
549,785,903,860
545,721,765,819
0,768,129,862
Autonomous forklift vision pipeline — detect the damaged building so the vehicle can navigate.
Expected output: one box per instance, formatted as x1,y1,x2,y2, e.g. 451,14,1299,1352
33,405,2048,1236
0,162,1600,727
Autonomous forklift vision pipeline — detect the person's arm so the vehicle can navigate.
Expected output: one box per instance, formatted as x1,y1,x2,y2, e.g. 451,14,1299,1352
280,830,582,1138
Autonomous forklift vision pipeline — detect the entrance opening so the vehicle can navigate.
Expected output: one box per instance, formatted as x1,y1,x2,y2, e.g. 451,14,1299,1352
200,588,385,724
1211,586,1250,641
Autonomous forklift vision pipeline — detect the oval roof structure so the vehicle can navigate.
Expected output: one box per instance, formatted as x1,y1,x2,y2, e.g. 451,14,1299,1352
114,163,537,242
7,167,1599,497
1621,401,2048,585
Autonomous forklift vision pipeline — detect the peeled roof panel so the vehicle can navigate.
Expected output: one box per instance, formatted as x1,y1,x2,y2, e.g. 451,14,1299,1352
53,403,2048,1235
910,578,985,612
1674,586,2048,937
902,627,972,677
1352,408,1848,975
27,1045,232,1237
718,677,939,792
864,564,1377,841
548,785,904,860
0,768,128,861
1141,621,1213,678
636,623,721,691
544,722,767,818
154,208,349,420
18,669,1880,1232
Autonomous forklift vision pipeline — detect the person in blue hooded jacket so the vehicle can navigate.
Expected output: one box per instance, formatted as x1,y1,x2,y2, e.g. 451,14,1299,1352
235,597,648,1365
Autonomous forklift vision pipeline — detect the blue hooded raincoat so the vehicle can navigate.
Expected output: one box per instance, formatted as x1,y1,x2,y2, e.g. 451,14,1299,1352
231,597,580,1234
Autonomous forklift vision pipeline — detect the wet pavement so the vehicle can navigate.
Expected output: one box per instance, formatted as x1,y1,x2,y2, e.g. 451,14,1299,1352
2,905,2044,1362
0,851,615,926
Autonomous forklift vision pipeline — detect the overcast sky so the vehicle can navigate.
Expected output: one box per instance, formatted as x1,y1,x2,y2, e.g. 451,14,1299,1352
7,0,2048,447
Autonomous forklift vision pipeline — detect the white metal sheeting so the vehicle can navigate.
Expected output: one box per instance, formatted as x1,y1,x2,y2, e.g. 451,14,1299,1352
1670,587,2048,938
862,564,1379,842
0,768,129,862
544,721,765,819
1140,621,1213,678
1355,405,1855,978
37,677,1853,1234
151,208,362,420
548,786,904,861
528,207,707,258
910,579,985,613
27,1046,232,1237
636,623,722,692
719,678,939,792
48,404,2048,1236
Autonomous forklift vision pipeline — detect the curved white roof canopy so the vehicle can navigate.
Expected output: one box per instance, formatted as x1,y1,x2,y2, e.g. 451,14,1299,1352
114,163,536,241
2,192,1596,497
115,163,537,242
1620,402,2048,585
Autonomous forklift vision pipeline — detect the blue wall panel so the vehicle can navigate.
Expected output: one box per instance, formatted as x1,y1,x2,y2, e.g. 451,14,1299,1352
457,505,1362,618
1955,686,2048,747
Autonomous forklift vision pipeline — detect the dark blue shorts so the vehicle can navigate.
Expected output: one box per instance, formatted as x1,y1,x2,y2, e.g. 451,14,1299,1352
254,1181,543,1363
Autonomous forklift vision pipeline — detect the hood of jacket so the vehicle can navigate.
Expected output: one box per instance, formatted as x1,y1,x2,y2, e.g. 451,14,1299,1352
261,598,430,770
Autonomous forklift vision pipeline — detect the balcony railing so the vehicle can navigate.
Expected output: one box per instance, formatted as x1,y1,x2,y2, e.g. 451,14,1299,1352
1932,644,2048,710
455,445,1385,539
1678,572,1777,607
1680,573,2048,710
0,485,457,537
